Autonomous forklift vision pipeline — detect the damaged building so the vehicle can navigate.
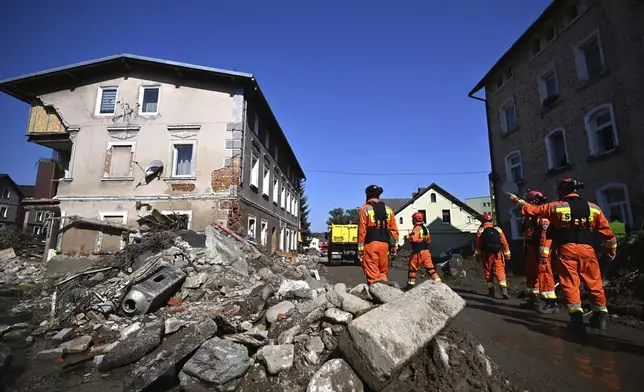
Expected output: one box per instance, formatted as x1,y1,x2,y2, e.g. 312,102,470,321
0,54,305,259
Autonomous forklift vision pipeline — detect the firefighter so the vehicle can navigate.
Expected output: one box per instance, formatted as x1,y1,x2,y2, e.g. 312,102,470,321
406,212,441,290
508,178,617,332
522,190,559,314
358,185,399,285
474,213,511,299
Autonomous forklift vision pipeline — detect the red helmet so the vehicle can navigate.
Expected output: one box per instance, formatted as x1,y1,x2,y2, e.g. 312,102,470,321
557,178,584,196
412,212,424,223
525,189,547,205
481,213,493,222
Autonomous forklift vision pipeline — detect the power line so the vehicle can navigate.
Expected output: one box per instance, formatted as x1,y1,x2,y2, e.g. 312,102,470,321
304,169,489,176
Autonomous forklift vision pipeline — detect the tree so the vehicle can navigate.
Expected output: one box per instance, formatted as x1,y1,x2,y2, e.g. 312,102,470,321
345,208,359,224
298,179,312,247
326,207,360,225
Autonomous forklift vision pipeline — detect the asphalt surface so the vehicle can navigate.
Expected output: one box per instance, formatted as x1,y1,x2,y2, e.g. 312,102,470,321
322,262,644,392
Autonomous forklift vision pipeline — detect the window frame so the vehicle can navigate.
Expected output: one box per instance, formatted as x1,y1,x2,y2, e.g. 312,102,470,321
504,150,524,183
509,207,524,239
103,141,136,180
95,86,119,116
281,184,286,209
574,30,606,83
247,215,257,239
169,140,197,178
430,193,437,203
160,210,193,230
596,183,633,227
286,191,292,214
36,211,44,222
260,220,268,246
418,209,427,224
262,164,270,197
584,103,619,156
0,205,7,219
273,176,279,205
1,188,9,199
250,152,260,189
537,67,560,104
98,211,128,251
33,225,42,235
138,85,161,116
499,99,518,134
253,113,260,136
441,209,451,224
544,128,569,170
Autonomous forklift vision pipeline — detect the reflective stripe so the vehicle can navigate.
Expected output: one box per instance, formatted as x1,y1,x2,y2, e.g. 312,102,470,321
532,288,540,295
516,199,526,206
358,243,364,251
499,280,507,287
541,291,556,299
474,250,481,256
487,282,494,288
407,280,416,286
503,250,511,257
434,278,442,283
592,304,608,312
603,240,617,249
567,304,583,313
539,246,550,255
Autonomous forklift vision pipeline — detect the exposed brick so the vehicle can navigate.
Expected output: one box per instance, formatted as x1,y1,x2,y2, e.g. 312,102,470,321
211,155,241,192
170,183,196,192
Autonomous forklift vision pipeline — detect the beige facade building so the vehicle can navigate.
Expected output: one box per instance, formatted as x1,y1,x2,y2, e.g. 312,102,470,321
469,0,644,252
0,54,305,257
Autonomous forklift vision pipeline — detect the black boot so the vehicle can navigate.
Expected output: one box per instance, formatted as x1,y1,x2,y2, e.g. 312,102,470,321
538,299,560,314
568,312,586,334
590,311,608,330
519,296,537,310
487,287,495,298
501,286,510,299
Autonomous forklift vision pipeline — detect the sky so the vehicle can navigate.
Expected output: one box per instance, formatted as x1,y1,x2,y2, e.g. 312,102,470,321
0,0,551,232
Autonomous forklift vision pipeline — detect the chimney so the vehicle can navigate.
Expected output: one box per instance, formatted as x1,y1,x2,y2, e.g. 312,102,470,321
34,160,57,199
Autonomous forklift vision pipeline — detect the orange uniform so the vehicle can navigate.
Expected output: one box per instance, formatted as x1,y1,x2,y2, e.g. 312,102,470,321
407,224,440,287
514,193,616,314
358,198,399,284
475,222,511,290
523,217,556,299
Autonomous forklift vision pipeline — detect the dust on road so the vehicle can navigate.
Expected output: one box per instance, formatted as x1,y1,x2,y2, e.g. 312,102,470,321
323,261,644,392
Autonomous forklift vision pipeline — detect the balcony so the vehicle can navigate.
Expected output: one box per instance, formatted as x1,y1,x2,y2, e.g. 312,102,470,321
26,104,72,153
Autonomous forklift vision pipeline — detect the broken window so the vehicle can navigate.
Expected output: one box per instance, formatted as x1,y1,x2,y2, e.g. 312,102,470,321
140,86,160,114
172,143,194,177
108,145,133,178
442,209,451,224
33,226,41,235
97,86,117,115
247,216,257,239
273,177,279,204
36,211,44,222
1,188,9,199
586,106,618,155
261,220,268,246
262,165,270,196
546,130,568,169
250,153,260,188
0,206,7,218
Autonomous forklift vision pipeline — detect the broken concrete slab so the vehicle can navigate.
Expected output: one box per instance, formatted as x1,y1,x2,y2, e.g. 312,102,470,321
125,318,218,392
59,335,92,353
338,292,372,315
257,344,295,375
306,358,364,392
52,328,74,344
181,337,252,388
339,280,465,391
99,319,164,371
277,279,310,298
324,308,353,324
326,290,343,308
369,283,403,304
183,272,209,289
164,318,185,335
266,301,295,324
37,347,66,360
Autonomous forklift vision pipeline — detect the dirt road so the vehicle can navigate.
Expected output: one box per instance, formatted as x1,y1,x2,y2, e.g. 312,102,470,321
323,263,644,392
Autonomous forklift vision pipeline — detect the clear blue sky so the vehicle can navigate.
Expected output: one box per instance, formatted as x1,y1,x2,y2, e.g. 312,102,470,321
0,0,550,232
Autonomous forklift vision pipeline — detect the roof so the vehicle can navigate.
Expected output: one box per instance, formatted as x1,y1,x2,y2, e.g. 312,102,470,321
18,185,35,198
393,183,482,218
0,174,26,198
0,54,305,179
468,0,559,96
380,198,412,211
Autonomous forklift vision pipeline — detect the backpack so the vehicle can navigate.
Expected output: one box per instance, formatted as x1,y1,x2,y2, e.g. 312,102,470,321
482,227,503,253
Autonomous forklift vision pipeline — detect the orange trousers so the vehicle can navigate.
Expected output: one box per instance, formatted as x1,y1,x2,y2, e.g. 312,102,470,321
557,243,607,313
483,252,507,288
408,250,440,285
525,246,556,298
363,241,390,284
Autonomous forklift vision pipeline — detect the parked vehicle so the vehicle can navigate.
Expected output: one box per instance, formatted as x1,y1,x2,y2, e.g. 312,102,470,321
436,244,474,264
326,224,359,265
319,240,329,257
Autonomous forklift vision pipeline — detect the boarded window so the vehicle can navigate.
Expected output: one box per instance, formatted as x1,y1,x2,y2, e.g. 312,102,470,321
100,216,125,252
110,145,132,177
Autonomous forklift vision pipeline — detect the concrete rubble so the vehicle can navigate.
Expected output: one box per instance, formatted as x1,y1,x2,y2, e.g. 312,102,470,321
0,224,517,391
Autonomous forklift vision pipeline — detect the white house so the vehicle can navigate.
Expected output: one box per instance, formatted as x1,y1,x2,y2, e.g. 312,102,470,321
382,183,481,255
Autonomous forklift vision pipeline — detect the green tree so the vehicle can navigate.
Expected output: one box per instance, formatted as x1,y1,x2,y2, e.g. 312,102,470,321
298,179,312,247
326,208,346,225
345,208,359,224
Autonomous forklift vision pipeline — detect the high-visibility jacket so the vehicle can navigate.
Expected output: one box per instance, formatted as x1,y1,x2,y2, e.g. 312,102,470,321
524,216,552,259
358,198,399,251
408,224,431,253
474,222,511,258
513,193,616,256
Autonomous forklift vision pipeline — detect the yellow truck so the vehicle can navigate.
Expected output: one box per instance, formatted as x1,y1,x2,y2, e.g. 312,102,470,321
325,224,359,265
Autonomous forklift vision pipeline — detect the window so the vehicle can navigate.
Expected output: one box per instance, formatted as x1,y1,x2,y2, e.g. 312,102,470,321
273,177,279,204
139,86,160,115
418,210,427,223
442,209,451,224
597,184,632,226
253,113,260,136
530,23,556,57
430,193,437,203
96,86,118,115
399,217,403,224
538,69,559,104
1,188,9,199
36,211,44,222
584,105,619,155
105,143,135,178
564,0,589,26
250,153,259,188
291,198,297,216
33,226,41,235
281,185,286,209
286,192,291,213
280,226,285,251
0,206,7,219
247,216,257,239
261,220,268,246
264,131,270,150
171,143,195,177
575,32,606,82
262,166,270,196
161,210,192,230
499,100,517,133
510,207,524,239
545,129,569,170
504,151,523,183
98,213,128,251
493,65,513,92
275,145,279,162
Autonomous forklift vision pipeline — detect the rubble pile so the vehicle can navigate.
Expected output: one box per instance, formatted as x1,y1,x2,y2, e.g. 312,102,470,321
604,233,644,321
0,224,518,392
0,225,45,257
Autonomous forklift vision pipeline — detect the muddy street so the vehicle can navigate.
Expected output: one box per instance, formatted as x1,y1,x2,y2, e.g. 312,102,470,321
323,262,644,392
